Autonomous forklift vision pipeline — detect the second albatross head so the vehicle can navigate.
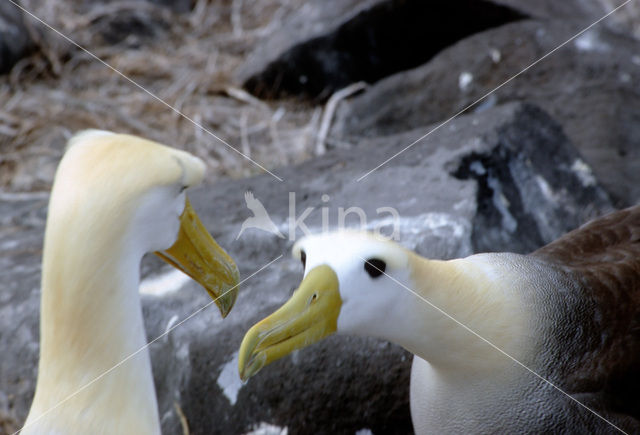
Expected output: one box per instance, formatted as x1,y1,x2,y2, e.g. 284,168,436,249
54,130,240,316
238,231,416,380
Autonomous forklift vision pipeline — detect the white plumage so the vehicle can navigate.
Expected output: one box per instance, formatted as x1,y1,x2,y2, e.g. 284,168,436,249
23,131,239,434
239,207,640,433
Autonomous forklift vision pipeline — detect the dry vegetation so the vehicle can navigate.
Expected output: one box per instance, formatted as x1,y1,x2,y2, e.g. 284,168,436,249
3,0,639,194
0,0,322,194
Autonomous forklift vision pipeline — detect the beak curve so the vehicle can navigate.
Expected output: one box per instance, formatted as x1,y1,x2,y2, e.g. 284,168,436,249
155,196,240,317
238,265,341,381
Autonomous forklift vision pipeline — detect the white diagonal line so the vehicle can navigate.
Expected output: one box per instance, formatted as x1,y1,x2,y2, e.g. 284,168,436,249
6,0,284,182
15,255,283,434
356,0,634,182
359,257,628,434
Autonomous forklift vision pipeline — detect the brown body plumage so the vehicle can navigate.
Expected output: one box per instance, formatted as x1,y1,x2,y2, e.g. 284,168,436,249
532,205,640,425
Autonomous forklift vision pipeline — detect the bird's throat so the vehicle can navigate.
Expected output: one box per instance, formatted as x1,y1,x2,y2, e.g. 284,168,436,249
27,224,160,433
403,253,532,373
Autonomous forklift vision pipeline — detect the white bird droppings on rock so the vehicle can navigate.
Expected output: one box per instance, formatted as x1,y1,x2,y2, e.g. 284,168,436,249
164,314,179,344
469,161,486,176
458,72,473,91
535,175,556,201
244,422,289,435
365,212,469,240
217,351,244,406
0,239,19,250
489,48,501,63
139,268,191,297
487,175,517,233
165,314,179,334
574,31,609,52
474,94,498,113
571,159,597,187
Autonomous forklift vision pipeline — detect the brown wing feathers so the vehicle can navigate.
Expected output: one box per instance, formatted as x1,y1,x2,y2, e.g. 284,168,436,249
531,205,640,421
532,206,640,268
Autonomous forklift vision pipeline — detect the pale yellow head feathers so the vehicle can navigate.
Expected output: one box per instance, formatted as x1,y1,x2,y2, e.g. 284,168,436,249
239,231,531,379
56,130,204,215
42,129,238,327
43,130,208,282
24,130,239,434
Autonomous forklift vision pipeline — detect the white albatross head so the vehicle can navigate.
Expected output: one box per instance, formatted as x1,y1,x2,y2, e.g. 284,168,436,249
238,231,419,380
23,130,240,433
47,129,240,316
238,229,533,380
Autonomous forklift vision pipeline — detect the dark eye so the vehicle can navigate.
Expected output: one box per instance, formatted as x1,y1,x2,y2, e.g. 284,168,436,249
300,250,306,269
179,185,188,193
364,258,386,278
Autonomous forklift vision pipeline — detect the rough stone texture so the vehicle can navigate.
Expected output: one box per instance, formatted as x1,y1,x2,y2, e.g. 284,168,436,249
0,103,614,433
236,0,632,100
329,20,640,208
494,0,612,23
0,2,34,74
234,0,383,87
238,0,527,100
495,0,640,37
232,0,639,206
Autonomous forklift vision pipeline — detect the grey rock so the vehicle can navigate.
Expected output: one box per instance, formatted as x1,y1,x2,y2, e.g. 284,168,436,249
236,0,629,101
0,2,34,74
0,103,614,433
235,0,383,87
496,0,640,37
493,0,608,23
233,0,639,207
330,20,640,207
237,0,527,100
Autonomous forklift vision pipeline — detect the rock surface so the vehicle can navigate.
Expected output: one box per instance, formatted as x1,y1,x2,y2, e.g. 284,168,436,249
329,20,640,208
0,103,614,434
234,0,639,207
234,0,384,90
236,0,633,99
238,0,527,100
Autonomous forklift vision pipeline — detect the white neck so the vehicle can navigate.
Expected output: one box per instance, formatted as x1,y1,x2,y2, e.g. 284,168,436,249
397,253,532,374
406,253,541,433
25,213,160,434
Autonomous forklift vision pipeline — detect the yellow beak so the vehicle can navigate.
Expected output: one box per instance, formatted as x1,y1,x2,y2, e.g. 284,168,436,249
238,265,341,381
155,196,240,317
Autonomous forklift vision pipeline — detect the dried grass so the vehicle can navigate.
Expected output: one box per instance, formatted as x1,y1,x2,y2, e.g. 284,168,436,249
0,0,321,193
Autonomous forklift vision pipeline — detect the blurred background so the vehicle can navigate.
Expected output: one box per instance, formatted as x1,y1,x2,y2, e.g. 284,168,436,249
1,0,639,434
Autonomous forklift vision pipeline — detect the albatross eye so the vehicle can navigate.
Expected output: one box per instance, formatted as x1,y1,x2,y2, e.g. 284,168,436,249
364,258,386,278
179,185,188,193
300,250,306,269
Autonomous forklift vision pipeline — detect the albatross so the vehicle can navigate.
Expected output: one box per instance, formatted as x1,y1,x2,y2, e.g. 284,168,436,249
23,130,240,434
238,206,640,433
